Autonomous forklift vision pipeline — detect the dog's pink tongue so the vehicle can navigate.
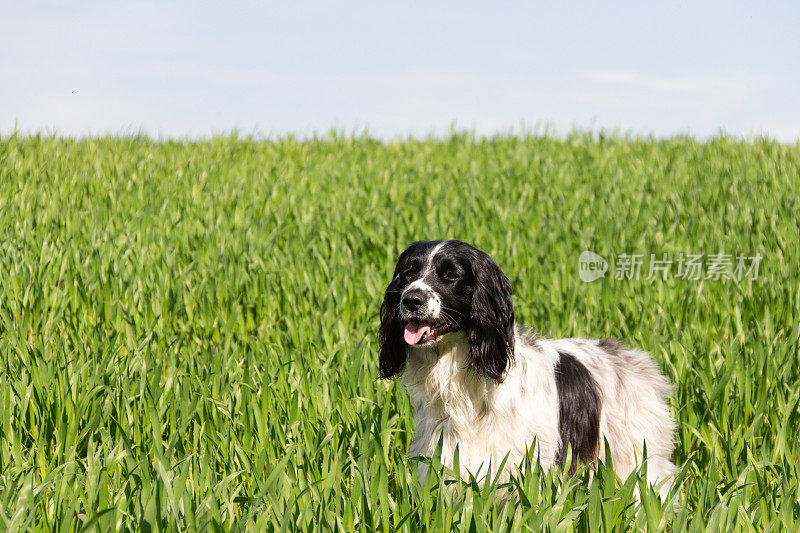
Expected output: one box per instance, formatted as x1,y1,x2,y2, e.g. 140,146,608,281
404,321,431,345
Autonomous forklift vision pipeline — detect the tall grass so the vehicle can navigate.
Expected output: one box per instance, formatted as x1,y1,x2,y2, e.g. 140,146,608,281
0,132,798,530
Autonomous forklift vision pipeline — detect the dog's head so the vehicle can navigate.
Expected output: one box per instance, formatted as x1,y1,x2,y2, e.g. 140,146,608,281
379,240,514,382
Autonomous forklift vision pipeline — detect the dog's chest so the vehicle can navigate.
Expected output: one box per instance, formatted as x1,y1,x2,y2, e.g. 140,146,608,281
409,401,534,476
404,345,560,478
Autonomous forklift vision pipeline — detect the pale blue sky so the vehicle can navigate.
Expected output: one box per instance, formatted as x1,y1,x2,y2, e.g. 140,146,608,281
2,1,798,140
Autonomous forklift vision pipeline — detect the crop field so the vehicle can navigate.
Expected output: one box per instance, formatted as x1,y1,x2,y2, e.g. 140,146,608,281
0,133,798,531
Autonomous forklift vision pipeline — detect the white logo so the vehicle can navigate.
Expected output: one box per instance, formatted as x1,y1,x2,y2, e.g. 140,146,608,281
579,251,608,282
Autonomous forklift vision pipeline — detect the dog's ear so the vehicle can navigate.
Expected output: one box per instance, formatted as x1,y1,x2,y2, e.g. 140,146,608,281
379,272,407,379
467,248,514,382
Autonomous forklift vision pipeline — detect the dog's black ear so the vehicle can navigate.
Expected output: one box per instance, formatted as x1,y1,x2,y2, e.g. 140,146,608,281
467,248,514,382
379,273,407,379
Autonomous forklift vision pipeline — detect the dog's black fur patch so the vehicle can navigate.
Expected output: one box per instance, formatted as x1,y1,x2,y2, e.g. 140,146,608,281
554,351,601,474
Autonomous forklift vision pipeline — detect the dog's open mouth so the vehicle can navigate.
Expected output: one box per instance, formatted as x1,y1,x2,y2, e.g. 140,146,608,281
403,320,455,345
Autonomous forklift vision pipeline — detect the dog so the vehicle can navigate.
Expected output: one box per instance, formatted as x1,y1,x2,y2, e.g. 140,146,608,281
379,240,676,499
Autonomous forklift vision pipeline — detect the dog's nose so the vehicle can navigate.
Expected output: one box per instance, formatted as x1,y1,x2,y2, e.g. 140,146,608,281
402,291,425,312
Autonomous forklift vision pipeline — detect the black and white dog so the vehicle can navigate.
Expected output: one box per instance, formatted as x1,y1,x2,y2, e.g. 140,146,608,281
379,240,676,498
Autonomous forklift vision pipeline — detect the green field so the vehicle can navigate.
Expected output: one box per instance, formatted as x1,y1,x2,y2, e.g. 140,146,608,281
0,133,798,531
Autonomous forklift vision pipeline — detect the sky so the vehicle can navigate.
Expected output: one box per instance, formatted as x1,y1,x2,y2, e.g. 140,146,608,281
2,1,799,141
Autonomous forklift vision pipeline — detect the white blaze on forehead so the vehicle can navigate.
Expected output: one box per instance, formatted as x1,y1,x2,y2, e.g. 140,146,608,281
421,242,446,316
399,242,447,319
426,242,446,269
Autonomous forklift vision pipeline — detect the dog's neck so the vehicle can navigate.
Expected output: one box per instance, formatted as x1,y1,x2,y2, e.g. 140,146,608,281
402,332,493,429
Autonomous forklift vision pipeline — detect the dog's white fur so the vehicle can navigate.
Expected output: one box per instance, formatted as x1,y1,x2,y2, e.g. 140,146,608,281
402,329,676,498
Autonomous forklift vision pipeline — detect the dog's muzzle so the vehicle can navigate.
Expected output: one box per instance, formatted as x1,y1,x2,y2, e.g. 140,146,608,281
399,286,452,345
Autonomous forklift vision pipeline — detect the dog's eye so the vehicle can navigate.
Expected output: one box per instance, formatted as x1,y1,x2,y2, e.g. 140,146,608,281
442,270,458,282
